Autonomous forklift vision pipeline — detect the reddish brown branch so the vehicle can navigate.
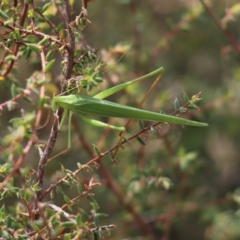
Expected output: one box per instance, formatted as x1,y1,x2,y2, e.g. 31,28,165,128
35,0,76,206
0,89,31,110
148,6,201,69
3,3,29,77
0,139,35,190
199,0,240,55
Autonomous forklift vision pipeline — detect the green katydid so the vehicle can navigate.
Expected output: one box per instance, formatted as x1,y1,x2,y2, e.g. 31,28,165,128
52,67,208,148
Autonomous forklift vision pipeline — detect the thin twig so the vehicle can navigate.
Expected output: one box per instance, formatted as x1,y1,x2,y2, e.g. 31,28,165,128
0,139,35,190
0,89,31,110
35,0,76,207
199,0,240,54
2,3,29,77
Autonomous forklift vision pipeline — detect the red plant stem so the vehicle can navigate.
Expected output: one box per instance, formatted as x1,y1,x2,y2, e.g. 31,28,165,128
199,0,240,54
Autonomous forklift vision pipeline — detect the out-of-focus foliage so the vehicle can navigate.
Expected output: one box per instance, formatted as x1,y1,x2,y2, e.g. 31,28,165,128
0,0,240,239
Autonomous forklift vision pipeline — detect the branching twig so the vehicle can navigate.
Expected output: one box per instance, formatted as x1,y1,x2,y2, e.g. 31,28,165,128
0,139,35,190
35,0,76,209
2,3,29,77
0,89,31,110
199,0,240,55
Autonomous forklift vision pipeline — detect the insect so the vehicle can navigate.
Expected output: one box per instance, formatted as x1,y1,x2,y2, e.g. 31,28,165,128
52,67,208,148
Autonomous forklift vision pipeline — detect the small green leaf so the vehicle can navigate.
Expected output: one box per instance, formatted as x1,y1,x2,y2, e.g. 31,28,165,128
60,164,66,174
158,177,172,190
38,36,50,46
3,19,13,27
42,2,52,12
46,50,53,61
77,162,82,169
94,214,99,227
7,100,17,111
67,205,73,211
14,29,21,40
179,151,197,170
77,184,83,194
64,195,71,203
23,48,32,60
5,55,17,61
6,216,14,228
1,190,8,199
139,119,145,129
50,190,54,199
183,91,189,103
56,186,65,195
179,107,187,113
11,84,17,97
190,93,202,103
23,96,33,103
31,182,41,192
76,214,82,226
28,9,34,18
0,9,9,20
89,197,99,211
137,136,146,145
9,32,15,40
92,144,101,156
174,98,179,110
60,221,75,228
45,59,55,72
37,17,47,23
188,103,199,109
57,22,64,32
27,44,41,53
32,220,43,232
150,126,157,137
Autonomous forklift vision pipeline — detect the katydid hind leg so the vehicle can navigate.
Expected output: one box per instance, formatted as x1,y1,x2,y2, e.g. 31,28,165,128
113,70,164,158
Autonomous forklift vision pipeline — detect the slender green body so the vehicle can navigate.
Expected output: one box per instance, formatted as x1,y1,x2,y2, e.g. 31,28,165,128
53,94,208,127
53,67,207,148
